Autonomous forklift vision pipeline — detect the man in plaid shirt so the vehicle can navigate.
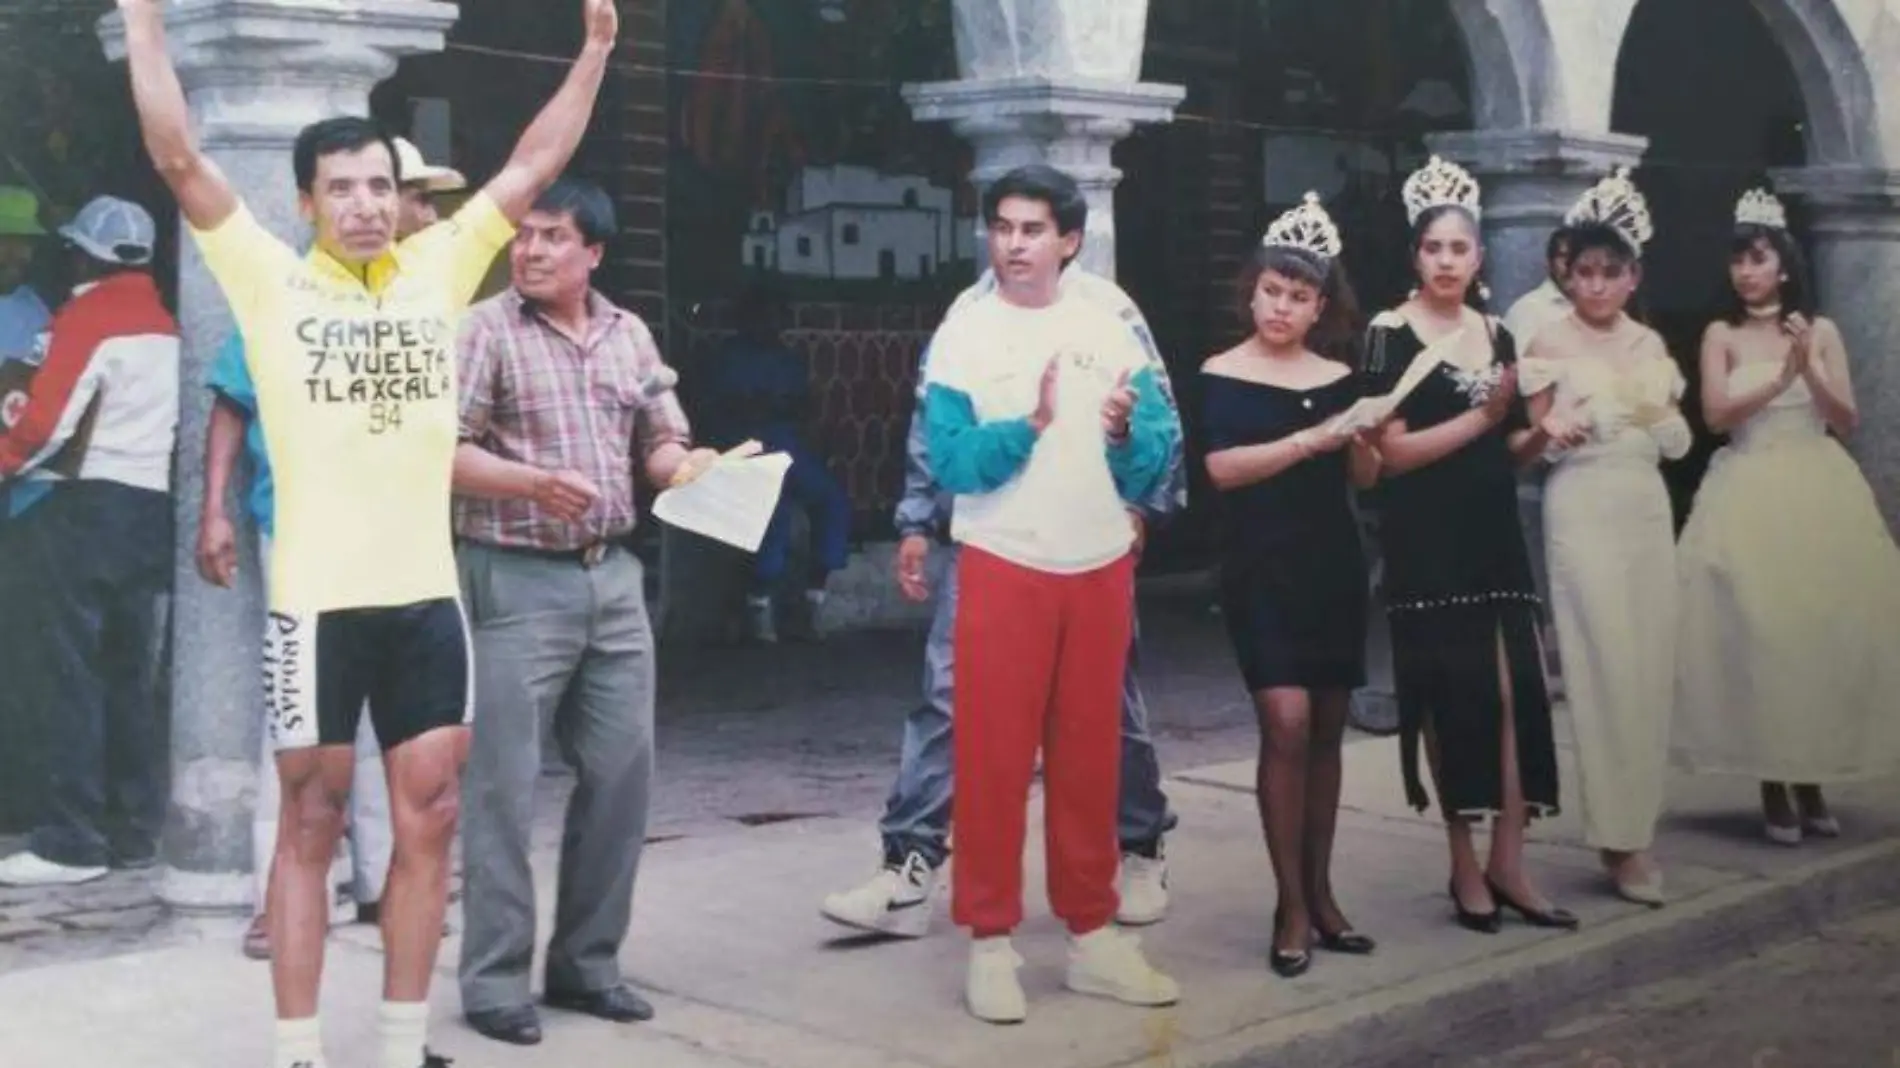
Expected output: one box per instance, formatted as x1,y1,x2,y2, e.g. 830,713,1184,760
450,176,716,1047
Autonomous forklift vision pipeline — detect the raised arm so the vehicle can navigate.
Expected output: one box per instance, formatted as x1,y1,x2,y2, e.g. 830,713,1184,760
117,0,238,230
481,0,620,222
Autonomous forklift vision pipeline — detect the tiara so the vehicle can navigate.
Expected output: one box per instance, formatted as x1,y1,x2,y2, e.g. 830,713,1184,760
1564,166,1654,253
1262,191,1343,262
1402,155,1482,225
1735,187,1788,230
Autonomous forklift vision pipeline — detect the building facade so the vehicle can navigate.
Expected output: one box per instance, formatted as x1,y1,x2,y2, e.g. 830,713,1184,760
1,0,1897,904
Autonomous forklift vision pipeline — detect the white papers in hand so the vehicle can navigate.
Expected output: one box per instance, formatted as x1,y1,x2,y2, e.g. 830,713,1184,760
1325,396,1397,435
1382,342,1452,407
1321,337,1454,435
651,452,793,553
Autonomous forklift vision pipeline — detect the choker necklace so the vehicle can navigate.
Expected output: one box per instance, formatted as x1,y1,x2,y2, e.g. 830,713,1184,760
1745,304,1782,321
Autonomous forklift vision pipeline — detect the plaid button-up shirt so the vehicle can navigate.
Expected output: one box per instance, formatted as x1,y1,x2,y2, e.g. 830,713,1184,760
454,288,692,550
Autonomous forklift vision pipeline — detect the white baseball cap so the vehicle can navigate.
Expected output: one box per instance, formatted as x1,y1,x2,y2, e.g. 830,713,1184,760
392,137,467,194
58,195,157,266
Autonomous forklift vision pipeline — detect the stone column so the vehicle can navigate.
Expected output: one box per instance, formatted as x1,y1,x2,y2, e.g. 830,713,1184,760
1775,165,1900,533
1426,128,1649,308
99,0,459,911
902,0,1183,281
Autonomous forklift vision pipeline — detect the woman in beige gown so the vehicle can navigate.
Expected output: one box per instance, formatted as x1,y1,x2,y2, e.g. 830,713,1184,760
1673,189,1900,842
1519,171,1686,905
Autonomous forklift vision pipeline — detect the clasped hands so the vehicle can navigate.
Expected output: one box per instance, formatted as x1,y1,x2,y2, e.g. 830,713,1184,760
1027,355,1137,442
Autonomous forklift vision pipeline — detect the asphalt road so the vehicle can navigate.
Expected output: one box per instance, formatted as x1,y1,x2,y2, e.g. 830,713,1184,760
1458,906,1900,1068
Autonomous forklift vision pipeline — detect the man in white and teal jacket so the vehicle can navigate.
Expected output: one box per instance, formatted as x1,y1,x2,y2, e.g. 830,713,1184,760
819,258,1185,945
918,164,1181,1023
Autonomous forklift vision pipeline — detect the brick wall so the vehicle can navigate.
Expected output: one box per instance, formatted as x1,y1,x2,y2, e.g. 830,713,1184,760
1124,26,1255,370
593,0,668,336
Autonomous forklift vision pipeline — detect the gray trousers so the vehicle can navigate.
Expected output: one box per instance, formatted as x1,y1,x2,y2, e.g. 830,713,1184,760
455,542,656,1013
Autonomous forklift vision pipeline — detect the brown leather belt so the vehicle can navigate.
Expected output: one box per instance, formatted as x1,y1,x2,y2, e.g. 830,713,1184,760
464,540,616,569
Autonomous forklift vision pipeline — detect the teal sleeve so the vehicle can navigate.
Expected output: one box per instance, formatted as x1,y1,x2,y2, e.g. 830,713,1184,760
1107,367,1179,504
922,382,1039,495
204,333,256,416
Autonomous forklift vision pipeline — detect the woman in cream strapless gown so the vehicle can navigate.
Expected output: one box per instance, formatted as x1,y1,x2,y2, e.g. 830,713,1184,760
1673,196,1900,842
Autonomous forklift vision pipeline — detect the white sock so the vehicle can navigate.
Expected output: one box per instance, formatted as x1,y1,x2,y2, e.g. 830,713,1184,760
378,1000,429,1068
274,1016,324,1068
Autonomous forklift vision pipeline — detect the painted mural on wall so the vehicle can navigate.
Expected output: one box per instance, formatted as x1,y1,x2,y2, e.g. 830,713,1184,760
740,164,977,283
668,0,973,303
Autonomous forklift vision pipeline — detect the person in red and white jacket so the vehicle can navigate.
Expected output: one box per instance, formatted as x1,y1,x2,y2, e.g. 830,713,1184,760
0,195,180,887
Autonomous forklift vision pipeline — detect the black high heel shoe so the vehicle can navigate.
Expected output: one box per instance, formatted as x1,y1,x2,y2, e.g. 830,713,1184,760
1269,906,1313,978
1314,925,1377,955
1270,946,1312,978
1448,880,1501,934
1484,875,1580,930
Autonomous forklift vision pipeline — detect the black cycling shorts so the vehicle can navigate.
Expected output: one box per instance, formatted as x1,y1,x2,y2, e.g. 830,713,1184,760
262,597,472,752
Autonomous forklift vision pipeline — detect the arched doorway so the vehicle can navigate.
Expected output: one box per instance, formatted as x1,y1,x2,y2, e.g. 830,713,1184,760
1119,0,1478,570
1611,0,1821,518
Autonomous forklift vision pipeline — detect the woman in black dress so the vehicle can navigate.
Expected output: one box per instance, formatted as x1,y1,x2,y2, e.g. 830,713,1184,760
1362,157,1576,933
1201,194,1382,976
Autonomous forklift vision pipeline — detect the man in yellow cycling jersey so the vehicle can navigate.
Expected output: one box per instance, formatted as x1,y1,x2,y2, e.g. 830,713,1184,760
117,2,627,1065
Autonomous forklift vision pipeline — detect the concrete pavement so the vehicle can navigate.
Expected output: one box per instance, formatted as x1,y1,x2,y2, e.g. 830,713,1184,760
1468,905,1900,1067
0,600,1253,975
1,726,1896,1067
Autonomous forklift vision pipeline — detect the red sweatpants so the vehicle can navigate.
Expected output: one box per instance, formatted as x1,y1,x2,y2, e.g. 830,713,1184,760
950,546,1136,937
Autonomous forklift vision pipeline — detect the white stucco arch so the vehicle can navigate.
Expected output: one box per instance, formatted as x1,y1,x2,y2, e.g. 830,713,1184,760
1445,0,1641,132
1446,0,1900,165
1443,0,1536,129
1608,0,1892,166
1742,0,1895,165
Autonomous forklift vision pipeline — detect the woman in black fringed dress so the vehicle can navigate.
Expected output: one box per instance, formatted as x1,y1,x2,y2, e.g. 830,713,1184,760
1361,157,1576,934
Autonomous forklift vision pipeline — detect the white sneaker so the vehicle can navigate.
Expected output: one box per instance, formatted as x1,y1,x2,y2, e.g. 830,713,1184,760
794,589,829,641
966,936,1027,1024
1066,927,1179,1007
746,596,778,644
0,851,108,887
1116,852,1169,926
819,851,938,938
